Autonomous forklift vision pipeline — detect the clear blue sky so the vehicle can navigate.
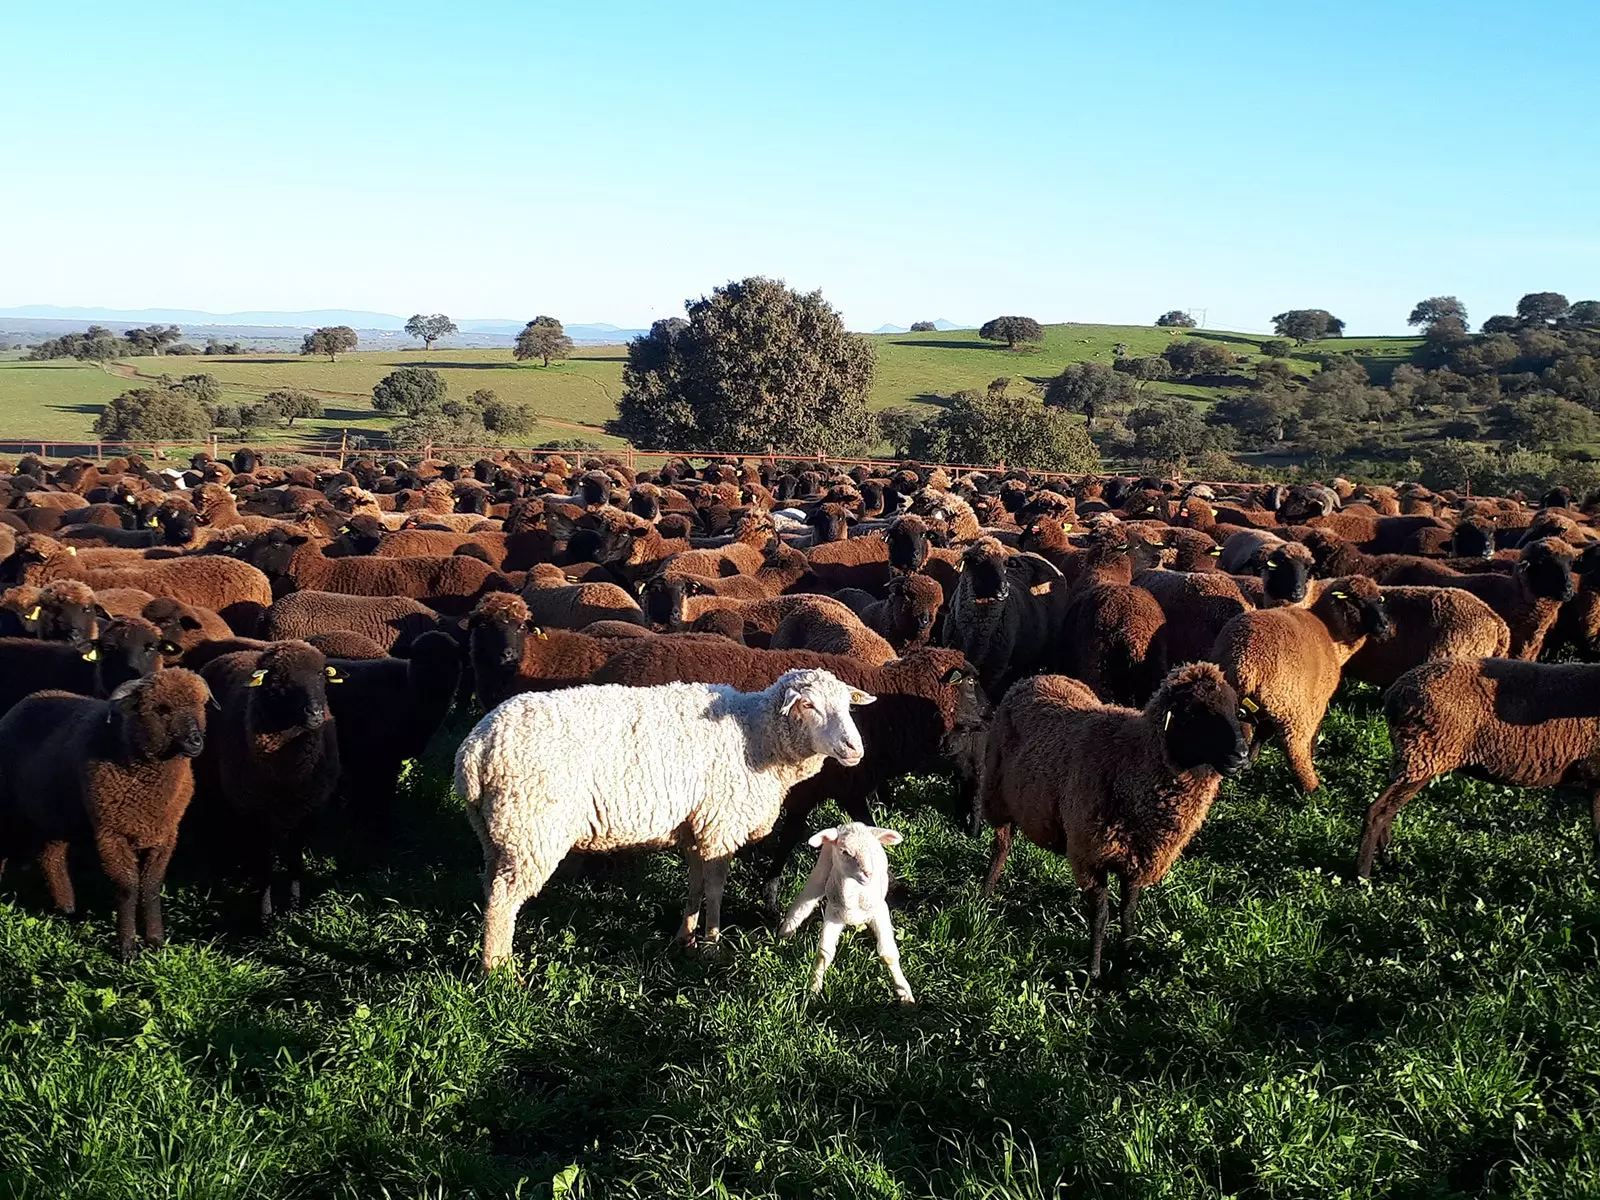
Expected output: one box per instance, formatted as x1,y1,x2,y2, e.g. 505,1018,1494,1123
2,0,1596,334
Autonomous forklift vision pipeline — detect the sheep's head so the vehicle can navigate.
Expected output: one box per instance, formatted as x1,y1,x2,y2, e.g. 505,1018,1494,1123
808,821,901,889
157,496,201,546
90,615,168,693
37,580,102,648
332,514,386,556
467,592,537,669
1451,517,1496,560
239,528,311,582
141,597,208,660
958,539,1011,606
1317,577,1391,643
628,487,662,521
806,504,856,545
641,574,711,630
1148,662,1249,778
774,668,872,767
879,572,943,650
1519,537,1577,602
110,668,210,761
2,534,68,585
884,514,932,574
1262,544,1312,603
246,640,334,733
1018,512,1074,555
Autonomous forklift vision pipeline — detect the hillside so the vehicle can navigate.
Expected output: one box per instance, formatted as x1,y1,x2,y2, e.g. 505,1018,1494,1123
0,324,1424,458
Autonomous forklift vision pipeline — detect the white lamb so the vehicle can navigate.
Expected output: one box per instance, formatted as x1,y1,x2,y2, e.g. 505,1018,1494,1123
778,822,914,1004
454,667,873,970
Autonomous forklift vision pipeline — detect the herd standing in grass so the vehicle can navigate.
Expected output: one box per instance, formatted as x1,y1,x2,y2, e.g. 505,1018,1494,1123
4,449,1600,994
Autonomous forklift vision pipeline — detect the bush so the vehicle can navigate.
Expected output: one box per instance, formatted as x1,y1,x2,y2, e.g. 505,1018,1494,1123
1260,338,1293,358
263,390,323,426
908,321,937,333
1155,310,1196,328
1162,340,1238,377
1043,362,1137,418
372,367,448,418
977,316,1045,348
92,383,212,441
908,388,1098,473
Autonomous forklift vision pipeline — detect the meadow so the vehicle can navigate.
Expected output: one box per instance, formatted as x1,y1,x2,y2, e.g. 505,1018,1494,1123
0,327,1424,456
3,687,1598,1199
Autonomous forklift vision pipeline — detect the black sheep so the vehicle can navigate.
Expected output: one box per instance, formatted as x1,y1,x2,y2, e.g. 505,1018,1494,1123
0,616,169,719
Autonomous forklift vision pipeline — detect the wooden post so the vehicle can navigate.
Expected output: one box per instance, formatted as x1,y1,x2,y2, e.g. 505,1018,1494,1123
338,428,349,469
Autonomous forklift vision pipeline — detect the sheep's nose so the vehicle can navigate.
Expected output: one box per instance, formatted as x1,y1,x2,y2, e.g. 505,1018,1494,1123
303,707,327,730
1221,746,1250,777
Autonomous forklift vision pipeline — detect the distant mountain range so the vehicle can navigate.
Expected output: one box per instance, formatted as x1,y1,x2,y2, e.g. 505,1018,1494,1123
871,319,970,334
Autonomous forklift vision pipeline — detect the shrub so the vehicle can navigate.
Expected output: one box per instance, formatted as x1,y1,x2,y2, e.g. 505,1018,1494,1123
977,316,1045,348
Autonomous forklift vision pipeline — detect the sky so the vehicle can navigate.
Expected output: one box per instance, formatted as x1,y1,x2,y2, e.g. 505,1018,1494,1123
1,0,1597,335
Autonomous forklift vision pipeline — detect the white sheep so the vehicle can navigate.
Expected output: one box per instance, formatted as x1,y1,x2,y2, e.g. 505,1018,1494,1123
454,667,873,970
778,822,914,1004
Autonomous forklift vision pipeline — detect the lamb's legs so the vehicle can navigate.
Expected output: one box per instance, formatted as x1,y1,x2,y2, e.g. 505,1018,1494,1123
869,911,915,1004
95,831,141,961
38,840,75,914
983,823,1015,893
1279,715,1321,793
481,847,561,971
809,918,844,994
699,855,732,944
139,843,175,948
675,854,706,944
777,854,830,939
1356,776,1429,878
1119,878,1142,939
1084,881,1110,979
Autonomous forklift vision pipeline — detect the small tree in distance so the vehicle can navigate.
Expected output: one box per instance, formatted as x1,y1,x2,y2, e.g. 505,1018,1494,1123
908,320,937,333
978,316,1045,349
371,366,447,418
124,324,183,356
514,316,574,366
1516,292,1571,326
92,381,212,441
302,326,358,361
263,389,323,426
404,313,458,350
1271,309,1345,344
1155,310,1196,328
1407,296,1469,332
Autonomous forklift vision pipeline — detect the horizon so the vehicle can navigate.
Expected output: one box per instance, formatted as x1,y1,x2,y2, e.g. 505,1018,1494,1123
2,1,1597,336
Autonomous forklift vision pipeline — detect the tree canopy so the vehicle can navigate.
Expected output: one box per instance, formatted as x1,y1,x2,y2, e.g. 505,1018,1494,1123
514,316,574,366
301,326,358,361
1043,361,1137,423
92,380,212,441
263,389,323,426
1407,296,1468,332
1155,310,1196,328
24,325,129,361
908,320,937,333
894,387,1099,473
123,324,183,356
1516,292,1571,326
611,277,876,454
371,367,448,418
978,316,1045,348
1271,309,1345,343
404,313,458,350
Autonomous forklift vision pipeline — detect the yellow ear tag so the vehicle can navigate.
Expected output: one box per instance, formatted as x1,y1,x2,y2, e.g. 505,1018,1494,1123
1208,546,1223,556
1061,521,1072,532
66,546,78,556
324,666,343,683
1266,561,1278,570
248,669,267,687
1333,591,1349,600
1241,697,1260,713
535,628,548,640
82,647,98,662
147,518,160,528
25,605,40,620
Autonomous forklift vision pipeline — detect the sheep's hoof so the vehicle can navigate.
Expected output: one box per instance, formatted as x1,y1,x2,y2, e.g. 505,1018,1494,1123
116,941,141,964
760,878,783,914
896,992,917,1006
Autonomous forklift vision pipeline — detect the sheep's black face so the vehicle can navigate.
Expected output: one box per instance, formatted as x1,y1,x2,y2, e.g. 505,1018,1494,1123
43,598,100,649
1451,520,1494,560
642,578,684,629
253,647,332,732
159,507,199,546
1523,541,1577,602
1263,549,1309,603
809,509,851,544
1161,675,1249,777
96,624,164,692
579,477,608,507
886,524,930,573
1542,487,1573,510
629,492,660,521
1360,596,1393,642
471,610,526,669
458,487,488,515
963,553,1009,604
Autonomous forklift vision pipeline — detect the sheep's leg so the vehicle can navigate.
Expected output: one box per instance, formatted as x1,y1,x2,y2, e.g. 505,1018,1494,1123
983,823,1015,893
1119,878,1142,939
809,918,845,994
1279,715,1321,793
1084,881,1110,980
94,832,141,961
675,853,706,945
138,843,175,949
1356,776,1429,879
481,846,561,972
777,855,830,940
699,855,732,944
39,841,76,914
758,803,814,914
869,911,915,1005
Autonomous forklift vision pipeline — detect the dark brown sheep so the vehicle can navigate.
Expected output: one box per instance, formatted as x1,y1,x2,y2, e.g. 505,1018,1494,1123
465,592,642,708
264,590,444,656
1343,586,1511,688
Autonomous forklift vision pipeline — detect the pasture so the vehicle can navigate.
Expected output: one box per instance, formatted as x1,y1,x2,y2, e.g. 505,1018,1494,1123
0,328,1425,454
3,692,1598,1198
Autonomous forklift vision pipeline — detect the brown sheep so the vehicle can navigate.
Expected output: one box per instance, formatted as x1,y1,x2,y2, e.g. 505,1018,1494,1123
264,590,444,656
1357,659,1600,878
859,572,944,652
522,564,646,629
1132,566,1249,667
465,592,643,708
1057,536,1168,708
770,604,898,665
1211,577,1391,792
0,669,211,959
140,597,235,663
979,663,1250,977
1343,586,1511,689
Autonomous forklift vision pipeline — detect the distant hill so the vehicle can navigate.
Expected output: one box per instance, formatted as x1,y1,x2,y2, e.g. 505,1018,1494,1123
871,319,970,334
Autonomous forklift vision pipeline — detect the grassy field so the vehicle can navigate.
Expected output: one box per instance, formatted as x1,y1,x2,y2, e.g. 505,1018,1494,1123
0,329,1425,455
3,687,1598,1198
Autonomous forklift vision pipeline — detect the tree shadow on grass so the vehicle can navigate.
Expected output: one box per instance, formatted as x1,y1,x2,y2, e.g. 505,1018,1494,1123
891,339,1006,351
46,403,105,416
1187,331,1263,349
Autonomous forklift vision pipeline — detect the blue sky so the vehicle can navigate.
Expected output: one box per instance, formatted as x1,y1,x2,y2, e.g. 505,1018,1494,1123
2,0,1596,334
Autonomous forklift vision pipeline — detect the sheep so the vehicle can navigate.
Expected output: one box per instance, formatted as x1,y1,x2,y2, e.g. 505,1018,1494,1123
1210,577,1391,792
323,631,461,821
590,641,988,905
194,641,341,920
264,590,444,656
943,537,1069,702
1057,535,1169,708
1343,586,1511,689
778,823,914,1004
139,596,234,662
92,586,158,618
979,663,1250,977
455,668,872,969
1357,659,1600,878
521,564,646,629
859,572,944,652
770,604,898,665
465,592,643,707
0,616,168,719
0,670,210,959
645,577,848,643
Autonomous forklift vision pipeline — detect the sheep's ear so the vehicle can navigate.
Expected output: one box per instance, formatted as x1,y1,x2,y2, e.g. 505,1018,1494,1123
848,688,876,706
106,678,144,703
939,666,968,685
780,687,808,716
807,827,840,848
93,604,112,622
247,669,267,687
873,828,904,847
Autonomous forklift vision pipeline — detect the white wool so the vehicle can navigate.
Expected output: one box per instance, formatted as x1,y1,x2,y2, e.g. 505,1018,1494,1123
455,668,871,969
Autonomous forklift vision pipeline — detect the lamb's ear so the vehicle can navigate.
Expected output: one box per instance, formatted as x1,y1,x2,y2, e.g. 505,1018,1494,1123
847,688,876,706
872,828,904,847
106,678,145,704
1008,551,1064,588
807,827,841,849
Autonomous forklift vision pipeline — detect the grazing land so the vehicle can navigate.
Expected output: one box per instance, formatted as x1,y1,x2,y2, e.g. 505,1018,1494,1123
3,690,1597,1198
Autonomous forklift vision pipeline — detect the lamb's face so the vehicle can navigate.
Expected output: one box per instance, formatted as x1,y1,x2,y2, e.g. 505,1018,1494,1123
469,602,530,669
1451,519,1495,560
250,643,334,732
778,669,872,766
1262,547,1310,603
810,822,901,898
1156,666,1250,777
1521,538,1577,602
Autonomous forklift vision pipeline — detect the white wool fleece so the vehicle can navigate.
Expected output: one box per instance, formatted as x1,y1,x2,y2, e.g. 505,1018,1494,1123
455,667,872,969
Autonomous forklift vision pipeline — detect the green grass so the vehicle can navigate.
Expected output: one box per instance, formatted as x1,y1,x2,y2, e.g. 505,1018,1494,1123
4,690,1600,1198
0,329,1427,455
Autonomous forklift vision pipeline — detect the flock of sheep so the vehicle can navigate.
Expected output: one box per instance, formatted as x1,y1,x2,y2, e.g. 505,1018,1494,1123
0,449,1596,997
